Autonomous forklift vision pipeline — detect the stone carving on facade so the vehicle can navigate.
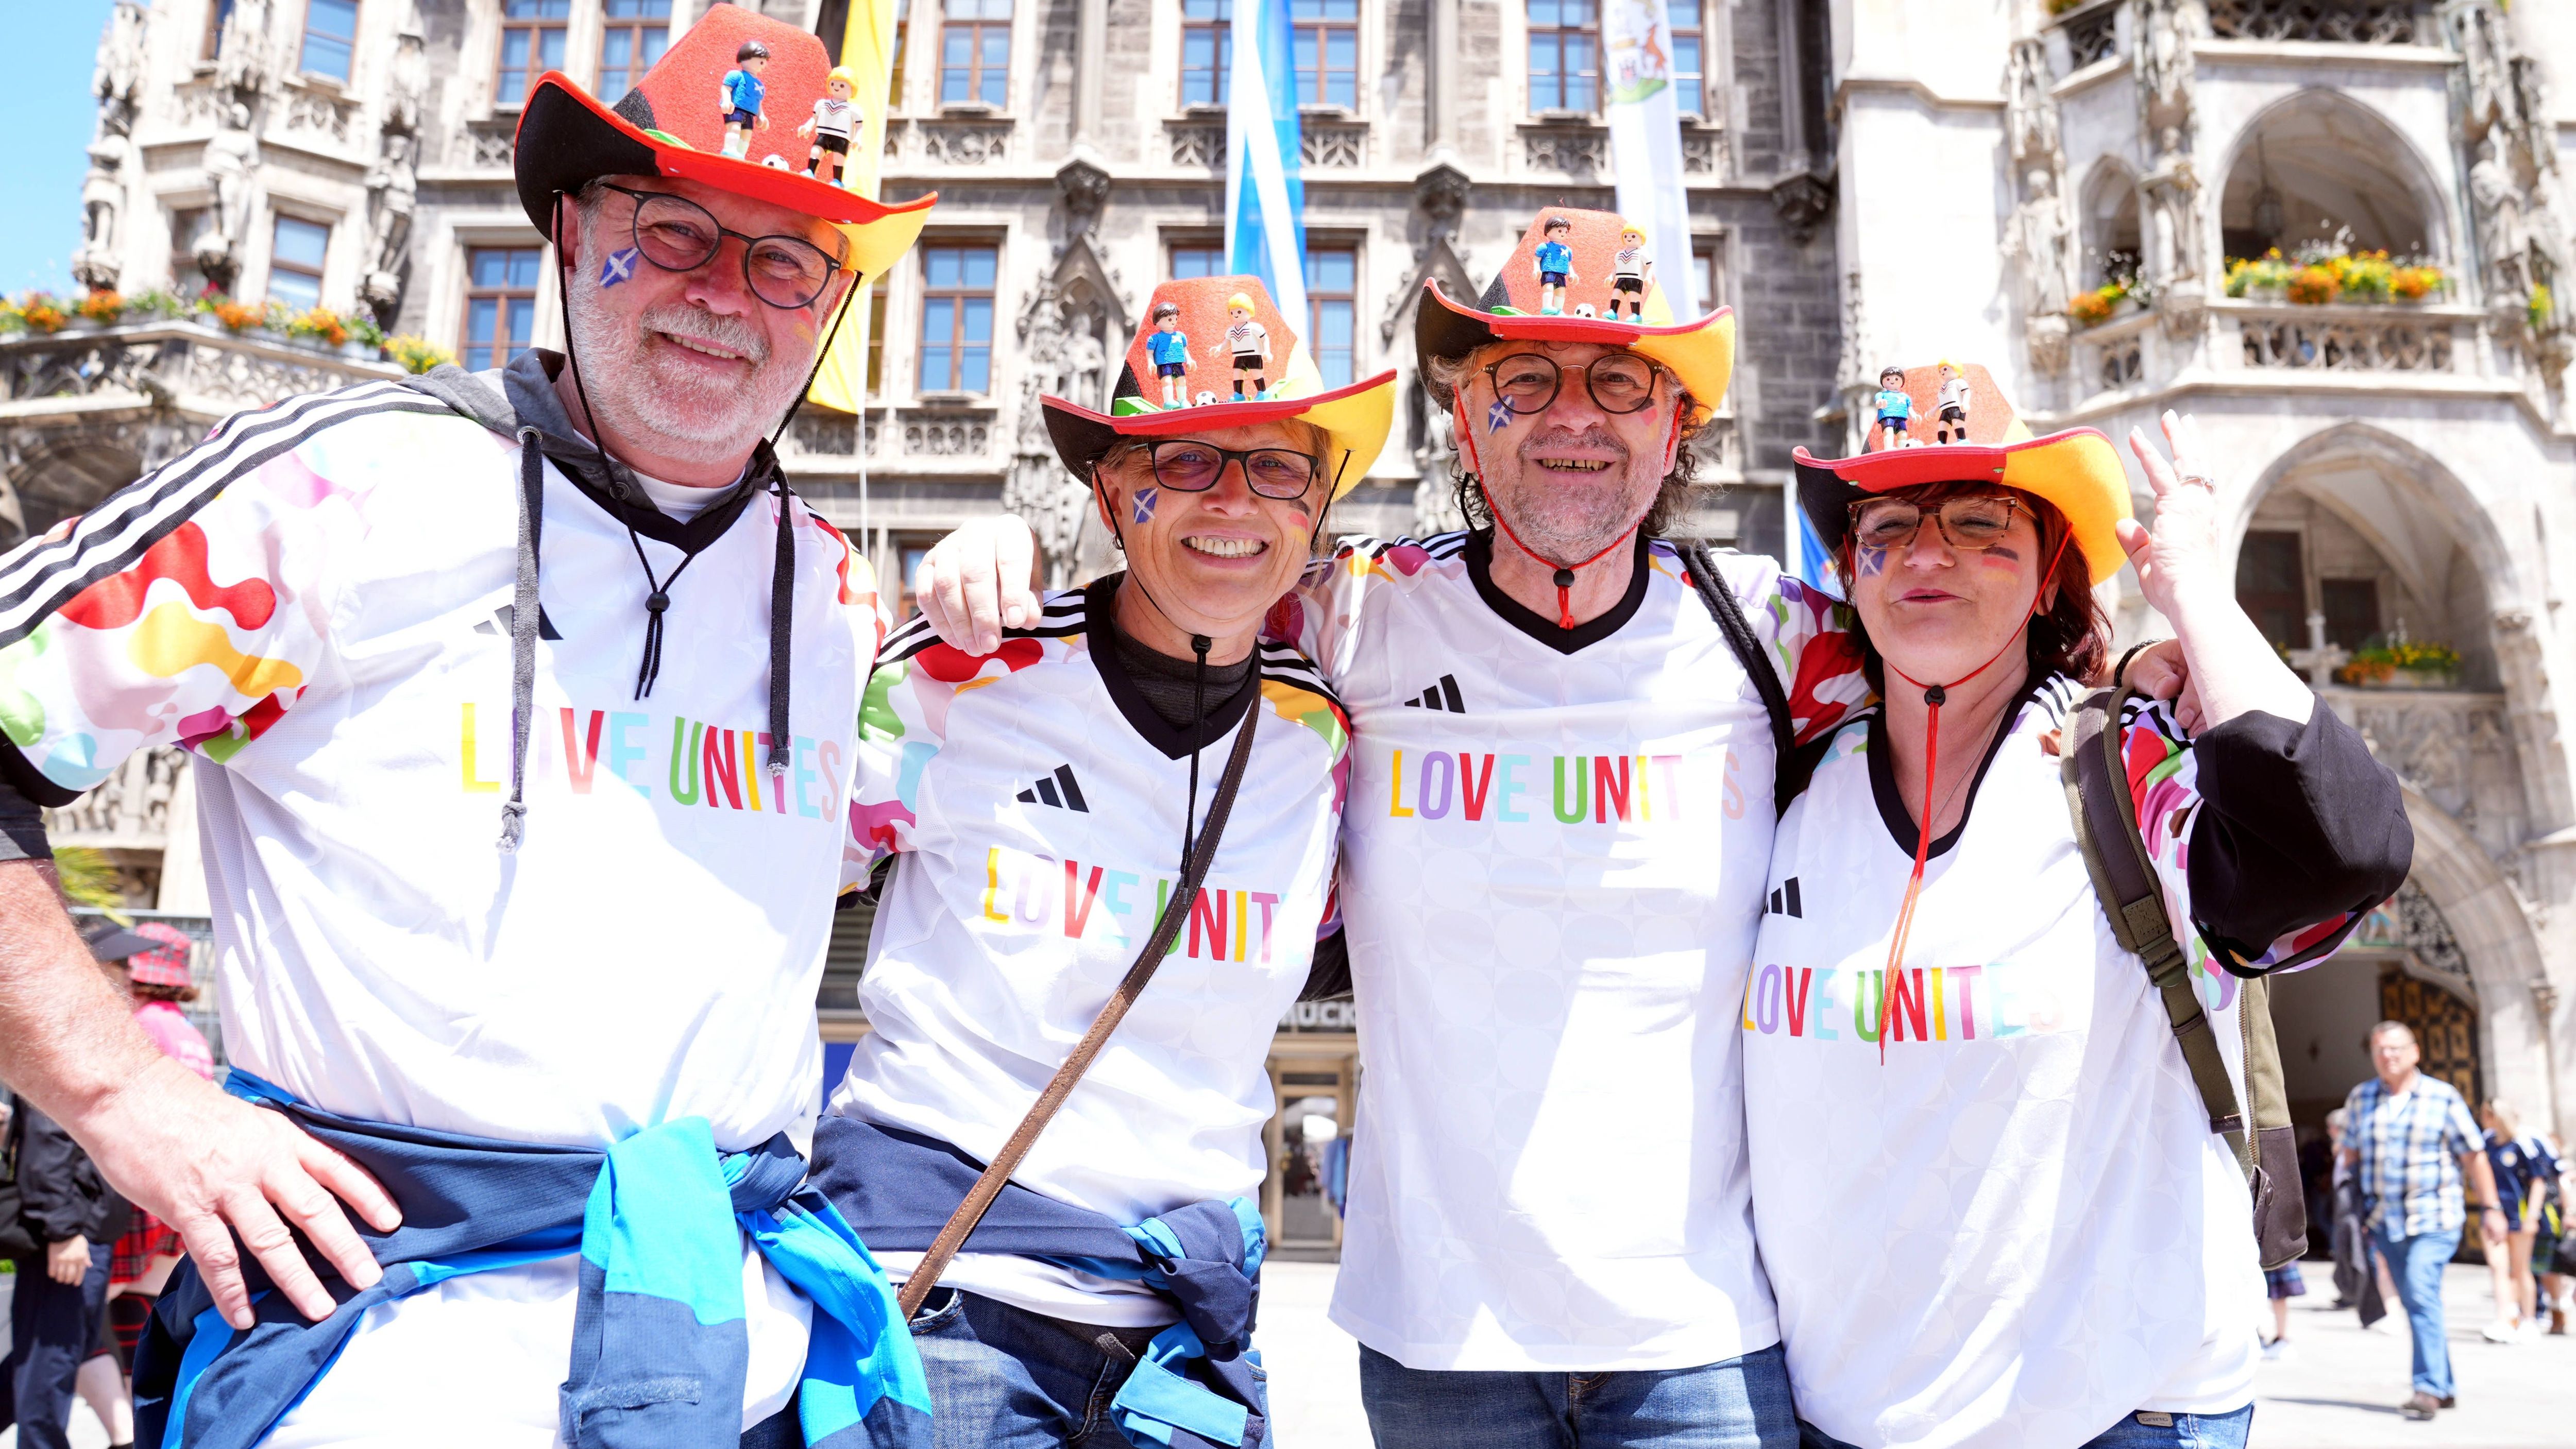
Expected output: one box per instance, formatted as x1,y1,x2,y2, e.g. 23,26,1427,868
360,132,418,321
1168,123,1226,168
213,0,274,100
2389,880,2475,990
1524,126,1607,175
1302,125,1365,168
1053,156,1110,253
93,1,148,139
2134,0,2200,125
385,19,431,139
2005,168,2077,373
2469,132,2530,301
1679,129,1723,177
283,90,357,144
921,122,1012,166
197,104,260,295
42,747,184,848
1768,172,1834,245
2005,39,2058,169
2141,127,2202,287
1001,287,1094,588
73,135,132,294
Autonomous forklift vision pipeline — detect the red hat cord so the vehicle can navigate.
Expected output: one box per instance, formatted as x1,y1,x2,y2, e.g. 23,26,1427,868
1868,522,2073,1065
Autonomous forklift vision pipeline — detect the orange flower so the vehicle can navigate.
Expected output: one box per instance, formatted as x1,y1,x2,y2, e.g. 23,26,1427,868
2286,265,2340,305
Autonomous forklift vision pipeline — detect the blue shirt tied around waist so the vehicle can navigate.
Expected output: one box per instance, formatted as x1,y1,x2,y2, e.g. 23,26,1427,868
131,1072,932,1449
809,1116,1270,1449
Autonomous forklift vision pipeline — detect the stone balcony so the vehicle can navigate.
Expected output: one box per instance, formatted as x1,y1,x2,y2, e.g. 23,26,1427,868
2066,298,2520,413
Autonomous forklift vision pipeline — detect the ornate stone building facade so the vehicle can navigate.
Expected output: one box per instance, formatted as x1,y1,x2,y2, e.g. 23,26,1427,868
1831,0,2576,1139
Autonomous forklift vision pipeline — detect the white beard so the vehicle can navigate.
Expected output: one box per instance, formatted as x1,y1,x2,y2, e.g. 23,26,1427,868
562,251,818,468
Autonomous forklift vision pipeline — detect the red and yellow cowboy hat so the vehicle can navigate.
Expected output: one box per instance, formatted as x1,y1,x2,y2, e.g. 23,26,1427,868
511,7,934,280
1793,362,2132,585
1415,208,1736,423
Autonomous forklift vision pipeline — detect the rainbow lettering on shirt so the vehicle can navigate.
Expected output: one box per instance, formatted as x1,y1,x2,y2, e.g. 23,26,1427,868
453,699,848,823
976,843,1286,964
1740,959,2081,1046
1380,746,1744,825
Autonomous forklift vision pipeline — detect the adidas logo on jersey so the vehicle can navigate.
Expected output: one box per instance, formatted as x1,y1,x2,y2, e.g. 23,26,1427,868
1766,878,1803,918
473,603,563,640
1401,674,1465,712
1016,764,1090,812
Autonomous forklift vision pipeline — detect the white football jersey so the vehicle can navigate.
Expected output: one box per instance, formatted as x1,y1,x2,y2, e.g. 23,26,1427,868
832,579,1350,1323
1287,531,1865,1371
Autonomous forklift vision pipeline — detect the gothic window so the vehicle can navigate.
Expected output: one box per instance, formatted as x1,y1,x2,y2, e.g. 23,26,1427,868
300,0,360,83
497,0,572,110
1668,0,1704,118
889,0,912,109
918,243,998,394
268,215,331,311
1693,236,1723,313
865,274,891,394
1527,0,1598,114
463,246,543,371
940,0,1012,108
1171,242,1226,278
1292,0,1358,110
1306,245,1358,388
599,0,672,104
1182,0,1231,107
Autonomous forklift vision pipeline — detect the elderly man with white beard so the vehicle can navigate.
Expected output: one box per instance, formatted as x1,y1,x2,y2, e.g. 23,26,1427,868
0,12,945,1447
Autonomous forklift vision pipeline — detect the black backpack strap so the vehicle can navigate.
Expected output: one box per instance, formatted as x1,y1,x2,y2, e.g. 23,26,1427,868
2062,685,2252,1176
1678,543,1807,814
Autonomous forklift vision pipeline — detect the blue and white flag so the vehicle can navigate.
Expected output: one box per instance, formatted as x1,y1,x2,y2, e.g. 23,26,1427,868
1602,0,1697,318
1226,0,1307,328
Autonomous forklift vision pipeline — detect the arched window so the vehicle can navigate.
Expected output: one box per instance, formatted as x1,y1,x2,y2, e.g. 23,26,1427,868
2080,161,2141,288
2218,92,2442,261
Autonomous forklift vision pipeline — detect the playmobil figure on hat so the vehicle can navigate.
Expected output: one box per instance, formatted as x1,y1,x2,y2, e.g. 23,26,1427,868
1042,274,1398,505
511,6,933,281
1793,361,2132,586
1416,207,1736,424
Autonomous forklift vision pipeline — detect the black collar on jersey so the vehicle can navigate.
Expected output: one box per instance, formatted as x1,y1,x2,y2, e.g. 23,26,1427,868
1861,672,2058,862
1464,529,1652,654
1083,574,1261,761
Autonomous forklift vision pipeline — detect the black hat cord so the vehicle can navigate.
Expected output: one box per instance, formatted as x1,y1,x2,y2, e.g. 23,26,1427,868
495,195,857,849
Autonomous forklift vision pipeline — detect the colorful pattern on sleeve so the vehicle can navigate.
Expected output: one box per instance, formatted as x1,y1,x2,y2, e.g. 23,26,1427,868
1749,572,1869,746
2121,695,2361,979
0,383,456,788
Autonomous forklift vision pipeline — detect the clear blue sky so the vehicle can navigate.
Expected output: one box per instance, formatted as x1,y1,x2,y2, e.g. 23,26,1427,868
2,0,120,297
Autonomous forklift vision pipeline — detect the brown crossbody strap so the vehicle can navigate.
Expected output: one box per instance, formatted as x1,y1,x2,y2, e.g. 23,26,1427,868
896,696,1264,1318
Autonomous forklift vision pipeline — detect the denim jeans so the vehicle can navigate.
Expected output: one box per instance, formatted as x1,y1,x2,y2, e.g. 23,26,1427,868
2374,1222,2464,1398
2,1243,110,1449
1799,1404,2251,1449
1360,1341,1799,1448
907,1286,1264,1449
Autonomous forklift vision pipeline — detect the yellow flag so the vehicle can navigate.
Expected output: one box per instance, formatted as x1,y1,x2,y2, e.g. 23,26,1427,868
809,0,903,414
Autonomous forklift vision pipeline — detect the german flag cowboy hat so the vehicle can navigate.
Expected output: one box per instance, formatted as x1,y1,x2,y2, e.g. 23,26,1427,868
1042,274,1400,503
1792,362,2132,585
511,7,935,281
1415,208,1737,422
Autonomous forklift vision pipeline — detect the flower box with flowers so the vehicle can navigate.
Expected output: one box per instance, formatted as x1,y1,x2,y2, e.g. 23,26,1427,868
2336,639,2461,691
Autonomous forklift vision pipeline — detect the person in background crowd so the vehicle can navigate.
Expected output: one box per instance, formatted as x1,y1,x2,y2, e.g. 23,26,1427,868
4,924,144,1449
2535,1131,2571,1335
1753,394,2409,1449
2259,1260,2306,1360
64,922,210,1449
2342,1020,2507,1420
2480,1100,2560,1342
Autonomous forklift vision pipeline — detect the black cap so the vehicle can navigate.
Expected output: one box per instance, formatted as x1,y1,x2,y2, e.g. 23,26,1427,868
81,918,164,964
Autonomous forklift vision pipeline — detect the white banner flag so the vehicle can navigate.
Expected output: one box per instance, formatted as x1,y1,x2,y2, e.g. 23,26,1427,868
1602,0,1697,318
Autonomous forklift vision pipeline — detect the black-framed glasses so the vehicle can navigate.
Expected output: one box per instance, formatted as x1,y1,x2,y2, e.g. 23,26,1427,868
1132,439,1323,501
1849,493,2023,552
1482,351,1664,415
599,182,846,310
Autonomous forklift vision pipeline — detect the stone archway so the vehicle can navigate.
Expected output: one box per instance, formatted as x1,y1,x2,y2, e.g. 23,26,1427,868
2212,88,2454,265
2395,785,2557,1117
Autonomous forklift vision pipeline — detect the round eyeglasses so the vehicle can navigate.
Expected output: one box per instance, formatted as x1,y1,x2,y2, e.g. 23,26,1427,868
1130,439,1323,501
599,183,846,310
1849,493,2023,552
1481,352,1665,415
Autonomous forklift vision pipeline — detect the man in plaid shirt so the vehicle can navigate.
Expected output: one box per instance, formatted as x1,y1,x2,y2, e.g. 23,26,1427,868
2341,1019,2509,1421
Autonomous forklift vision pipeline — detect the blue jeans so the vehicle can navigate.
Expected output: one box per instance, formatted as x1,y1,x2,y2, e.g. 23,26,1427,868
1800,1404,2251,1449
2,1243,111,1449
2374,1222,2463,1398
1360,1341,1798,1447
907,1286,1265,1448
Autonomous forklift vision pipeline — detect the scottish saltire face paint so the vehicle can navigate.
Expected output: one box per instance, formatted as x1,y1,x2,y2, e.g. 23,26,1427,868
1132,486,1159,524
601,247,640,287
1856,541,1888,577
1486,399,1515,434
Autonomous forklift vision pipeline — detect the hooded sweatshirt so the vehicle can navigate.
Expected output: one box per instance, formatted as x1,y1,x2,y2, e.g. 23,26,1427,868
0,349,887,1152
